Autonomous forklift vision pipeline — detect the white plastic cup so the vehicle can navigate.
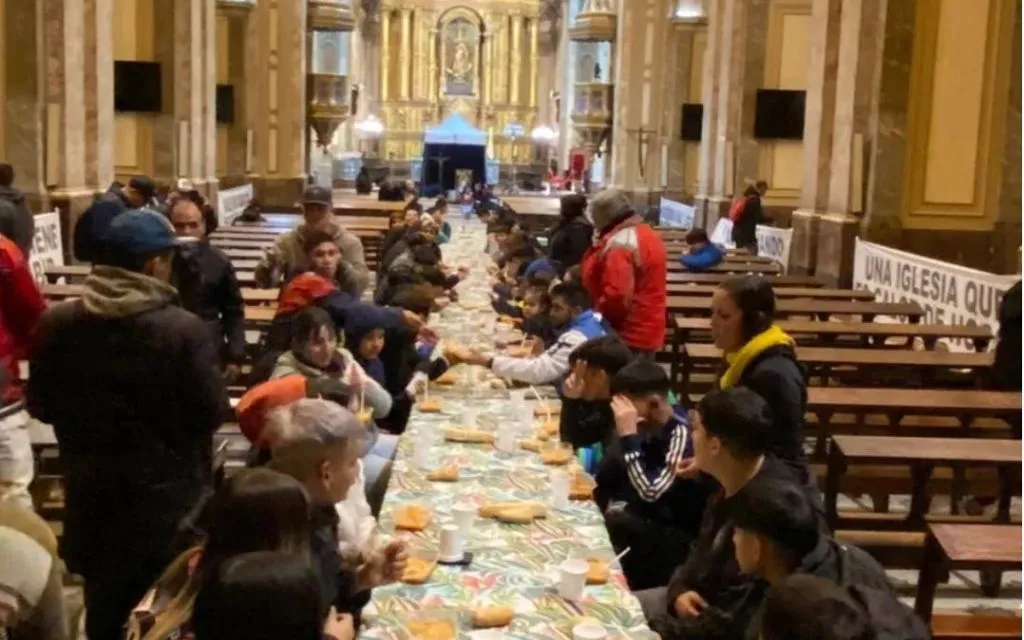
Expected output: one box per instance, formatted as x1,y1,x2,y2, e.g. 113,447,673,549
571,622,608,640
558,559,588,601
439,523,464,562
496,428,516,453
451,503,476,536
550,470,570,509
412,432,431,470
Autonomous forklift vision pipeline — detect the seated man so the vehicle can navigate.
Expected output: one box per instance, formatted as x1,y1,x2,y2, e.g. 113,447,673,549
732,483,928,640
642,386,827,640
678,228,724,272
561,337,634,459
447,283,606,387
598,360,708,591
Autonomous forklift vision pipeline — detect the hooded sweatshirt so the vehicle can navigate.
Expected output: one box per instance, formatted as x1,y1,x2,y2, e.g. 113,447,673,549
489,309,607,387
254,223,370,295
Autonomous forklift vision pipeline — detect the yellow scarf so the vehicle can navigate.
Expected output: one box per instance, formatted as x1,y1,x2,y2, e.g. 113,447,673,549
719,324,795,389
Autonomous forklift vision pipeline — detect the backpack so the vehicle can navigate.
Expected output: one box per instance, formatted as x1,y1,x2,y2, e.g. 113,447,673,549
728,196,748,222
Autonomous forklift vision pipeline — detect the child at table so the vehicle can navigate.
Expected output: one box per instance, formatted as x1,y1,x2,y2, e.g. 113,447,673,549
520,282,555,352
598,359,709,591
560,336,634,463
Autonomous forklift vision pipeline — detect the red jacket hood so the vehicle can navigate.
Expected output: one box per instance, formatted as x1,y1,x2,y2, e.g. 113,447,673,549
276,273,337,317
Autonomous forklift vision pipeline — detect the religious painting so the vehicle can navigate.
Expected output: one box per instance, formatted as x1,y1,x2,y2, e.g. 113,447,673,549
442,17,479,97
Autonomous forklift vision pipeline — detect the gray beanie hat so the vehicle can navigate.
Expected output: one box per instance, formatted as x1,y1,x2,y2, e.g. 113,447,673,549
588,189,633,232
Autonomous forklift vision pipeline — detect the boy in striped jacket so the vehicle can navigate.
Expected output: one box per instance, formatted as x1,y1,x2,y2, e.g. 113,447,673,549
596,359,709,591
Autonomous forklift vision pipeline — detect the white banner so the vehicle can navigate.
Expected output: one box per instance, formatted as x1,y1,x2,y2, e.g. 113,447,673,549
659,197,695,229
710,218,733,246
853,238,1018,351
217,184,254,227
756,225,793,272
29,211,64,286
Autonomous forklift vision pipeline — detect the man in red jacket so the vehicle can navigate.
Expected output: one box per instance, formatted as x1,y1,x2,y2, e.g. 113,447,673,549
0,234,45,508
581,190,667,357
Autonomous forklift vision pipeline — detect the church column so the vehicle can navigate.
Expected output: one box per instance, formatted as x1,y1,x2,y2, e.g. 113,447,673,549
3,0,46,212
510,13,523,105
481,32,492,106
528,18,539,108
83,0,115,201
380,10,391,102
693,0,724,227
789,0,843,275
399,7,412,101
222,2,257,186
247,0,307,207
428,27,438,103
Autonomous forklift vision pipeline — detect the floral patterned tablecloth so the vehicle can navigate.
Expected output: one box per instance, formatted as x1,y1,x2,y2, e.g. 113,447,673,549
359,218,653,639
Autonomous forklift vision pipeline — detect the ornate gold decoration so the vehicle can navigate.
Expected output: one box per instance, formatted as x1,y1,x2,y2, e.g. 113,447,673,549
568,0,617,43
571,82,613,158
307,73,350,148
308,0,356,32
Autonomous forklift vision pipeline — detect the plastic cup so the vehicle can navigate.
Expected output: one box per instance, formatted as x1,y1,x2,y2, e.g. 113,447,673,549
451,503,476,536
550,470,570,509
571,622,608,640
558,559,588,601
439,524,464,562
412,432,431,470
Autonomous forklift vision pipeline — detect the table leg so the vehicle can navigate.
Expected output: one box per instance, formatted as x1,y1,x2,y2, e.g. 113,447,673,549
913,530,944,622
907,463,934,528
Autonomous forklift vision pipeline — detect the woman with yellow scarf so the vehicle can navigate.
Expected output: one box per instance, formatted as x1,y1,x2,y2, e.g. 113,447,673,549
709,277,811,486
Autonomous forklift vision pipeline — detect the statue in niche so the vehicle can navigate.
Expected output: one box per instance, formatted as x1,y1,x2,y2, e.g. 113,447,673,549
443,17,479,96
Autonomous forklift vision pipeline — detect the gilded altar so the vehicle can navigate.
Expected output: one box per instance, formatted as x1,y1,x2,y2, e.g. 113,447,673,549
373,1,543,168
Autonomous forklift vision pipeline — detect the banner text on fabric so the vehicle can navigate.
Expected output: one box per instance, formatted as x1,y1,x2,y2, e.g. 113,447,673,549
852,238,1017,351
217,184,254,227
659,197,695,229
29,211,65,286
708,217,792,272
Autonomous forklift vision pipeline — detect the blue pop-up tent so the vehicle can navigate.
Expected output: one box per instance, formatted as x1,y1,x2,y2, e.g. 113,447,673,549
422,114,487,192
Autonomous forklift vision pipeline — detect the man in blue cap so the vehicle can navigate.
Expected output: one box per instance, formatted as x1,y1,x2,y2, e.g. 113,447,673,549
27,209,225,640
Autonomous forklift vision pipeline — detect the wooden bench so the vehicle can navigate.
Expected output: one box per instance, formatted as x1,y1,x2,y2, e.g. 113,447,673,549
671,316,994,352
915,523,1021,621
930,612,1022,639
678,343,993,393
824,435,1021,531
221,248,265,260
667,260,781,274
668,296,925,321
43,284,281,305
665,283,876,300
664,272,823,286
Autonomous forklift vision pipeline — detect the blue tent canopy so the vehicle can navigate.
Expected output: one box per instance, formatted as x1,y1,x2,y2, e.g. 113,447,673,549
423,113,487,146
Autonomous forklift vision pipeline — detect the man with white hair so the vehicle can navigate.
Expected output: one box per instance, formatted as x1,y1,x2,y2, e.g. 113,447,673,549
267,399,407,626
580,189,667,357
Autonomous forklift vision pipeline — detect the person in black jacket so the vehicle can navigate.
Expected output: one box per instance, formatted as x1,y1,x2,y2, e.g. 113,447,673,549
710,276,811,487
74,175,157,261
376,285,451,434
266,399,407,630
560,337,634,463
0,163,35,256
730,479,927,640
546,193,592,273
354,167,373,195
27,210,225,640
170,197,247,380
642,387,826,640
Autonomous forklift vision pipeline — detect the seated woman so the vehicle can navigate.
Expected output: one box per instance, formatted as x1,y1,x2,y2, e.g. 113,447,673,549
271,307,398,515
131,468,313,640
192,551,355,640
266,399,406,631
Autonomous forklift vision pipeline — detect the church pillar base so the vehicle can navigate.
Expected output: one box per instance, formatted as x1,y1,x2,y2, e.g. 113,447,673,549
815,213,860,287
789,209,820,276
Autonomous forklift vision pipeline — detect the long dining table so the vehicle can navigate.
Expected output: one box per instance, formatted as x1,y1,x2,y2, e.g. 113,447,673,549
359,218,651,639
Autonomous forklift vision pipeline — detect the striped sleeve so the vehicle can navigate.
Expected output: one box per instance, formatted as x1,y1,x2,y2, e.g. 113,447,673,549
622,418,689,503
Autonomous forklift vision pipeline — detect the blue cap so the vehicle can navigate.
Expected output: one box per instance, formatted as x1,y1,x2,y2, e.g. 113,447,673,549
103,209,179,255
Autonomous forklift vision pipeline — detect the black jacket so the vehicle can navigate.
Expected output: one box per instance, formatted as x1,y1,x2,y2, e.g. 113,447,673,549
26,299,224,576
0,185,34,256
376,326,449,434
560,398,616,450
355,172,373,195
992,280,1021,391
547,217,593,272
73,195,127,262
310,506,372,625
656,456,827,640
175,241,247,364
731,345,811,485
730,195,765,247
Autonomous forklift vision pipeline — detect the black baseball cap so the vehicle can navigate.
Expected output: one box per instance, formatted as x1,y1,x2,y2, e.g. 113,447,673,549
301,186,332,207
129,175,157,202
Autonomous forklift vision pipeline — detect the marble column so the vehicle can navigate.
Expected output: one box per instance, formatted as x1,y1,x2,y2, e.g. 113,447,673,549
528,18,539,108
247,0,307,207
993,0,1021,274
222,8,254,186
481,33,492,107
380,11,391,102
693,0,723,227
3,0,46,212
608,0,674,204
663,19,706,201
83,0,114,199
399,7,411,101
510,14,523,106
789,0,843,275
428,27,438,103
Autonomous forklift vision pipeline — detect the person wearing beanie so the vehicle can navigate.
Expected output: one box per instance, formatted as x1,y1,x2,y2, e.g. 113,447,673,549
580,189,667,357
546,193,593,273
27,210,225,640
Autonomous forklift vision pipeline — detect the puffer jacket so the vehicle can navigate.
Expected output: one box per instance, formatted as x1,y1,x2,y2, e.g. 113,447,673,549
254,223,369,295
0,236,45,410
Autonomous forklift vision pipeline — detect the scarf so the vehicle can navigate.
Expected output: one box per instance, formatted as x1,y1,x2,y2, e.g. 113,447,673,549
82,265,178,318
719,324,795,389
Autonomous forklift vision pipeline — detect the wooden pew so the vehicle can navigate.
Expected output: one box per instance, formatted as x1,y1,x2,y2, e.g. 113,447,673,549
824,435,1021,531
221,248,264,260
931,612,1022,640
666,272,824,286
668,296,924,322
678,343,993,395
42,284,280,305
667,260,781,274
665,283,876,300
671,316,994,351
915,523,1021,622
